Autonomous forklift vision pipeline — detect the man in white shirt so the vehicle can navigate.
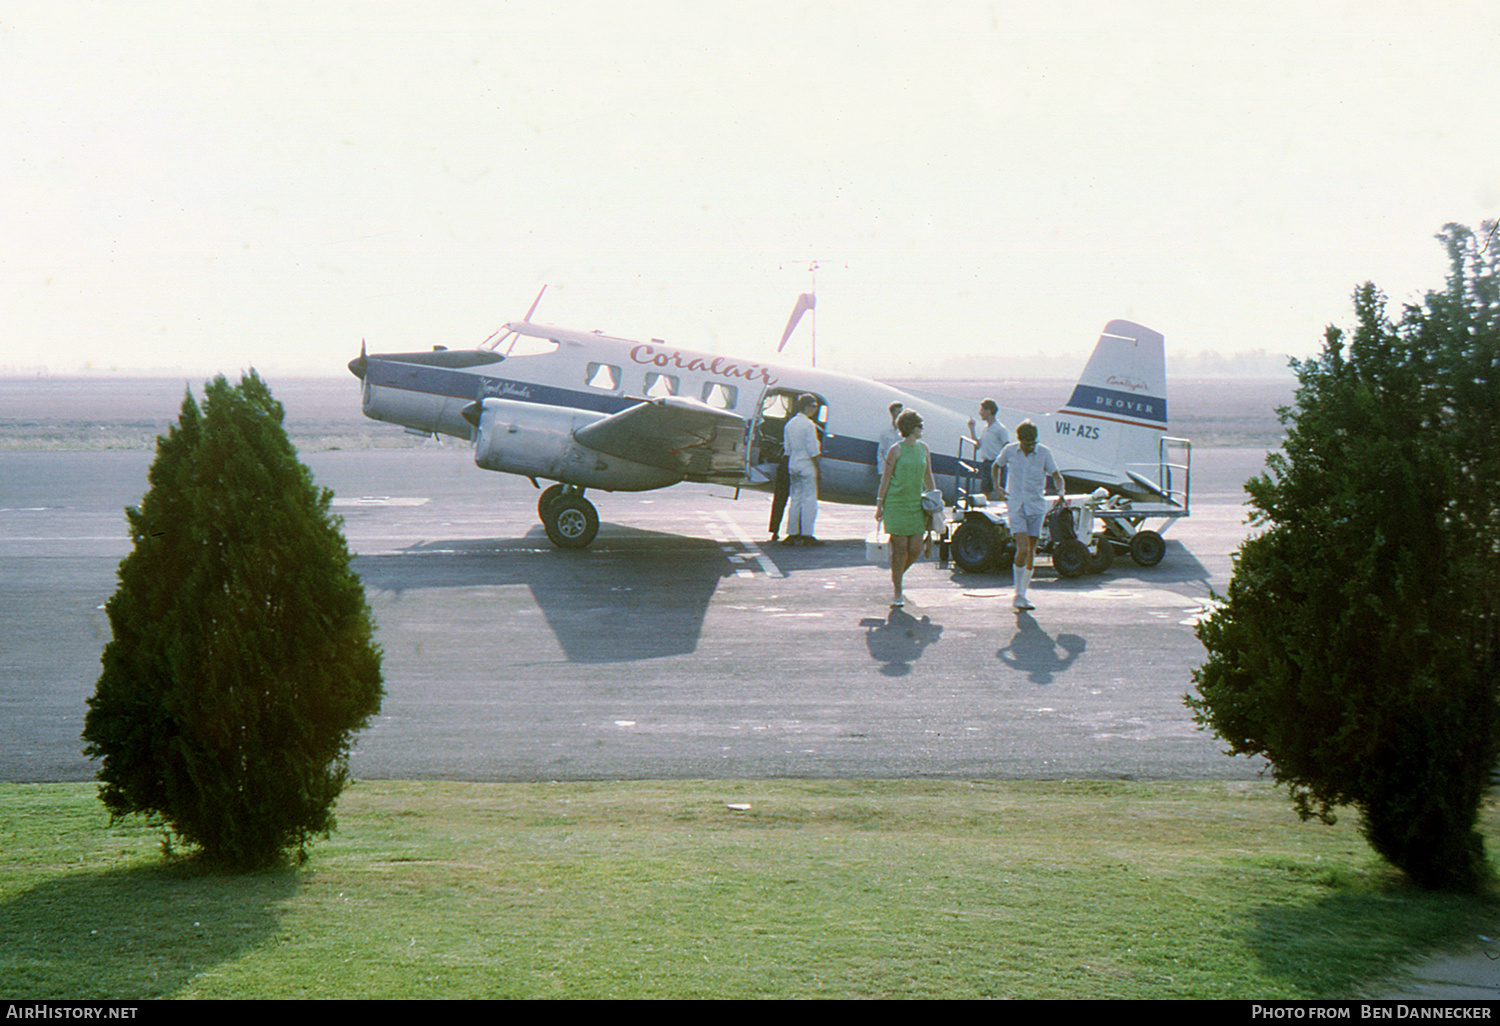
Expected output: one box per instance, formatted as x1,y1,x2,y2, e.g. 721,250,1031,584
994,419,1065,610
966,398,1009,498
781,394,823,546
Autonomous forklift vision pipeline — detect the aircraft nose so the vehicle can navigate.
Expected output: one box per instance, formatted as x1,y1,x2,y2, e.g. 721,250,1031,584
347,342,367,379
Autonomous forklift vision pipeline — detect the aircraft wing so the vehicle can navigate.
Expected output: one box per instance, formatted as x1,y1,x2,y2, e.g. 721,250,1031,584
573,396,748,481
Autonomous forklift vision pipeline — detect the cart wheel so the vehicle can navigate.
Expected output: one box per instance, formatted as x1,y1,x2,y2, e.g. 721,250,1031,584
1053,539,1090,578
951,520,1001,573
1087,538,1113,574
1128,530,1166,567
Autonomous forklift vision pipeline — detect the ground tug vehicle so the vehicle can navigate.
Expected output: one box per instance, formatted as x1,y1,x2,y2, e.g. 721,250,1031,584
942,436,1191,578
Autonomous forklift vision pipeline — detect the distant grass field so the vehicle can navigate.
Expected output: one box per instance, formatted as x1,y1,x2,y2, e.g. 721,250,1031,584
0,376,415,452
3,779,1495,1000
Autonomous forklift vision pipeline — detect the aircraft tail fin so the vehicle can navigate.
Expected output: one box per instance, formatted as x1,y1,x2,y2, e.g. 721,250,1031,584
1061,320,1167,427
1055,320,1169,492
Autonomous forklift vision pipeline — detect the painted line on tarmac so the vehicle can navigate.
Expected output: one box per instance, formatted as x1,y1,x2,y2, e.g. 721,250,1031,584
701,521,745,576
330,496,431,507
713,512,785,579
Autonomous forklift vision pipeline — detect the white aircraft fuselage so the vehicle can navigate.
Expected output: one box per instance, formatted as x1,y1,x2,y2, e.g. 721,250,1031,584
349,317,1175,548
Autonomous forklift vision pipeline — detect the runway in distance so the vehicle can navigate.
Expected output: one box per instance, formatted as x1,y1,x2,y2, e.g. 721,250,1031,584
347,294,1184,549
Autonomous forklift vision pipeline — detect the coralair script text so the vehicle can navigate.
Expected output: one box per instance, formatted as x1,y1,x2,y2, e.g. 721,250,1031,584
629,345,779,388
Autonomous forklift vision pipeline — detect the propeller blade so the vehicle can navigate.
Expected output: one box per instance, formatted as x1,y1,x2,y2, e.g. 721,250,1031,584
347,340,368,379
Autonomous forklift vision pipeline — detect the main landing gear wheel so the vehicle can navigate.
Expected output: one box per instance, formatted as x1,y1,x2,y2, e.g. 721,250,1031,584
537,483,567,520
543,494,599,549
1128,529,1166,567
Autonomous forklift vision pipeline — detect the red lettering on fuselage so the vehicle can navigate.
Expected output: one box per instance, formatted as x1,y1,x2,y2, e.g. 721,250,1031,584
629,344,779,387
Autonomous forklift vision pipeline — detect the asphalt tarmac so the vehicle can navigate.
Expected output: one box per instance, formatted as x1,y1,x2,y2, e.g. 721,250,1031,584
0,442,1271,784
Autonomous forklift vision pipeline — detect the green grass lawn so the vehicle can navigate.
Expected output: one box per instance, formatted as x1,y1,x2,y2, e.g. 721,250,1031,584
2,779,1496,999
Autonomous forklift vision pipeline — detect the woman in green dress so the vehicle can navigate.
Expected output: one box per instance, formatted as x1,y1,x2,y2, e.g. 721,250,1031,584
874,409,935,607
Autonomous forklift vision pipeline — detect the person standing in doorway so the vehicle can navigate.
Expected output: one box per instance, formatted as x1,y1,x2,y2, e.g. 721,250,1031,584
782,394,822,546
767,453,790,542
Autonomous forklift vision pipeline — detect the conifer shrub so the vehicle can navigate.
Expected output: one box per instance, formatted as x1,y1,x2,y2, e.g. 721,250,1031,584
1188,224,1500,890
82,372,383,870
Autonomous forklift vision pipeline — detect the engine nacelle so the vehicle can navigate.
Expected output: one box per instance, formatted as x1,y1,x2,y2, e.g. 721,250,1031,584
361,381,475,440
471,397,680,491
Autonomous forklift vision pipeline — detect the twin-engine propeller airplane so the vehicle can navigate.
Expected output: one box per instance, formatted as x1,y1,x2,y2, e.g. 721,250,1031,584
347,296,1185,551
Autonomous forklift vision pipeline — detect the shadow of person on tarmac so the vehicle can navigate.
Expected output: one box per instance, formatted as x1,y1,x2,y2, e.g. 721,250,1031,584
997,611,1085,684
858,607,944,677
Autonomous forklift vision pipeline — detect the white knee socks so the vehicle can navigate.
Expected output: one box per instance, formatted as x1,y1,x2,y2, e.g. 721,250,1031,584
1012,565,1034,608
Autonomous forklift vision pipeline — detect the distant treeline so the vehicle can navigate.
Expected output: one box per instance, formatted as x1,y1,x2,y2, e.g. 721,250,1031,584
912,348,1297,379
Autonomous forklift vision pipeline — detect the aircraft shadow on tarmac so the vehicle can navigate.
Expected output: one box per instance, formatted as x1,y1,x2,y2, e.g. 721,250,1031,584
350,525,1210,665
353,526,927,665
352,526,743,663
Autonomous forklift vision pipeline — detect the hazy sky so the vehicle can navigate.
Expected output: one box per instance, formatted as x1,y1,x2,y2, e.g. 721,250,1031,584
3,1,1498,378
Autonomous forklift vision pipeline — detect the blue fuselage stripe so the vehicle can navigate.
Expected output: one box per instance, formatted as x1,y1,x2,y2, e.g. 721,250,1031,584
367,359,642,415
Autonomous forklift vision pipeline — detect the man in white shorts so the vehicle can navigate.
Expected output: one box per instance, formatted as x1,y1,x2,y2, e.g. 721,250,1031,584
993,419,1066,610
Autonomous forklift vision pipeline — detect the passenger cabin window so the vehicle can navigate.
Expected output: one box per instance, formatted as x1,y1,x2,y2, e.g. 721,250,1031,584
759,392,791,419
759,389,828,431
645,372,678,398
586,362,620,390
702,382,737,409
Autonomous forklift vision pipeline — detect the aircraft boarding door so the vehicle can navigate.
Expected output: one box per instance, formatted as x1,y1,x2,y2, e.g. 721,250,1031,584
745,389,827,485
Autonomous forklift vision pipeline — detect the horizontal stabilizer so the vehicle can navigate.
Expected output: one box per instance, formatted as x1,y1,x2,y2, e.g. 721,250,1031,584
1126,469,1170,499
